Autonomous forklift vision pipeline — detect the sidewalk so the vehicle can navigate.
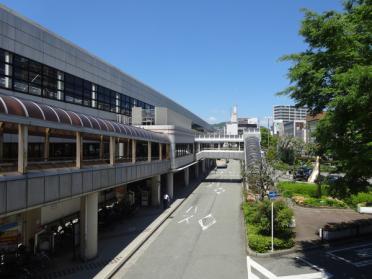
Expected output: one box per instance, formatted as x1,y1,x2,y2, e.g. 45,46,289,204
36,175,205,279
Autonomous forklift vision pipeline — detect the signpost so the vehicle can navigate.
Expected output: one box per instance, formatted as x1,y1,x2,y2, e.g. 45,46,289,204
268,191,278,252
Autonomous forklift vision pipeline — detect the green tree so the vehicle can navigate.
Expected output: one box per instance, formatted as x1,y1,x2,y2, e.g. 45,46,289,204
279,0,372,189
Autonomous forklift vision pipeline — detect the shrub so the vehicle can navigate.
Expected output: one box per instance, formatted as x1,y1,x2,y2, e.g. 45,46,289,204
248,227,295,253
252,200,294,237
348,192,372,207
243,201,295,253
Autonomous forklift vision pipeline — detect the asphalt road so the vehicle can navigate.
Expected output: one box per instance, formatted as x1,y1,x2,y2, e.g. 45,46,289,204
113,160,247,279
251,239,372,279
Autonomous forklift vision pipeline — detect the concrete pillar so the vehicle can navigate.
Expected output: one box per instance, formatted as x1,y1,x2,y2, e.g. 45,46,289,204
170,143,176,168
151,175,161,206
99,135,104,160
159,143,163,160
132,140,136,163
80,192,98,261
18,124,28,174
202,160,206,173
166,144,170,160
184,167,189,186
148,141,152,162
195,162,199,178
119,142,124,159
76,132,82,169
0,122,4,161
44,128,50,161
166,172,174,199
197,143,200,153
109,136,115,165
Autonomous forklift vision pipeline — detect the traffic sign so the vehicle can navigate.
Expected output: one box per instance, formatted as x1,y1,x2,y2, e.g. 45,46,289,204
268,191,278,200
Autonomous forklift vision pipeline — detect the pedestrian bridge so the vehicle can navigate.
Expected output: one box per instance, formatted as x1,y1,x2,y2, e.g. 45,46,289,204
195,131,262,169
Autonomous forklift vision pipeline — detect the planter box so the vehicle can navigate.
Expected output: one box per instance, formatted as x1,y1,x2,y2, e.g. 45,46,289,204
320,228,357,241
357,205,372,214
320,224,372,241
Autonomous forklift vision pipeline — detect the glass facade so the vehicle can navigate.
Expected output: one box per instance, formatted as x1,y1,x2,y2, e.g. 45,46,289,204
175,143,194,158
0,48,154,117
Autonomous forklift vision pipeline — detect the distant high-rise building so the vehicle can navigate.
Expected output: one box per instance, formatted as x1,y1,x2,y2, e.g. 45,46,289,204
273,105,307,122
273,105,307,137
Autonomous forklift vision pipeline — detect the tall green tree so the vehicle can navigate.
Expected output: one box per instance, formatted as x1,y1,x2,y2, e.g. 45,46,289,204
279,0,372,190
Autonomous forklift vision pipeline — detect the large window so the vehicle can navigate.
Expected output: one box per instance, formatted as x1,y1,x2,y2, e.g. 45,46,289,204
0,49,12,89
0,48,154,117
175,144,193,158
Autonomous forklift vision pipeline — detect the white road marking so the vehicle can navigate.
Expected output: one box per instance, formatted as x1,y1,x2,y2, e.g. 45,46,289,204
198,214,216,231
186,206,193,213
214,187,226,195
194,206,198,214
328,243,372,267
247,256,331,279
177,215,194,224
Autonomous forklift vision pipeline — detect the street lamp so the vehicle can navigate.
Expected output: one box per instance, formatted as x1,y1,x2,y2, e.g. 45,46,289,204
264,116,272,147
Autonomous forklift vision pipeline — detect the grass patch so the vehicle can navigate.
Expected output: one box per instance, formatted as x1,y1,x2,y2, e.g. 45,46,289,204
346,192,372,208
242,201,294,253
277,181,327,198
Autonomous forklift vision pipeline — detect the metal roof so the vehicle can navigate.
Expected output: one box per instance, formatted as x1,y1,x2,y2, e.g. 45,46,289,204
0,95,169,143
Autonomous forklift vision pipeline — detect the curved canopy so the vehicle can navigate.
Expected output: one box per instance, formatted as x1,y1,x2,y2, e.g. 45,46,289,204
0,95,169,143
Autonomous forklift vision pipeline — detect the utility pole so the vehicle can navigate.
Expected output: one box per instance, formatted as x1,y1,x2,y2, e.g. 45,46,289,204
271,201,274,252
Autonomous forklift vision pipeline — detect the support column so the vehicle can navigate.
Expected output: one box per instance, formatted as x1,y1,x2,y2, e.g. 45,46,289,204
166,144,170,160
99,135,104,160
170,143,176,168
76,132,82,169
159,143,163,161
132,140,136,163
119,142,124,160
148,141,151,162
18,124,28,174
151,175,161,206
184,167,189,186
109,136,115,165
195,162,199,178
202,160,206,173
44,128,50,161
80,192,98,261
166,172,174,199
0,122,4,162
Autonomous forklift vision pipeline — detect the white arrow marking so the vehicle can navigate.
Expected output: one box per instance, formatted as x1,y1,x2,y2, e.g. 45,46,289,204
178,215,194,224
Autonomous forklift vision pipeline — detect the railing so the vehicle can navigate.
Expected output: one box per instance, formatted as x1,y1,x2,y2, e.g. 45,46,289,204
199,147,243,151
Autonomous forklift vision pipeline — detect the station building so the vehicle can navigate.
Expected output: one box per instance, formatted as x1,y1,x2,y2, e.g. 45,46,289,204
0,5,214,260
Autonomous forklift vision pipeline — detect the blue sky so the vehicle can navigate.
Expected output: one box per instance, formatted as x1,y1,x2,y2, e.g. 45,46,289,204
1,0,343,124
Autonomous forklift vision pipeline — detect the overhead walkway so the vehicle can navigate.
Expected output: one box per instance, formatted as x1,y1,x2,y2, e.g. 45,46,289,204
195,131,262,169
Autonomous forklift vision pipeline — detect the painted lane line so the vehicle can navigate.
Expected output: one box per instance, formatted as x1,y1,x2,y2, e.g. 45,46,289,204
177,215,194,224
194,206,198,214
186,206,193,213
198,214,216,231
247,257,331,279
295,256,332,278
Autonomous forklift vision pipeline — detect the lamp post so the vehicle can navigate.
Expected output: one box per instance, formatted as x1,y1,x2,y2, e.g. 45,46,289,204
264,116,272,148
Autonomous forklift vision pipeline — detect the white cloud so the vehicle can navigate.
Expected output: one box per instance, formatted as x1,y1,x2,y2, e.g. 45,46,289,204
207,116,218,124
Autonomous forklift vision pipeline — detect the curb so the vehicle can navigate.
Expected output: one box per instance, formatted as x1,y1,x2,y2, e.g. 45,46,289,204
94,174,208,279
